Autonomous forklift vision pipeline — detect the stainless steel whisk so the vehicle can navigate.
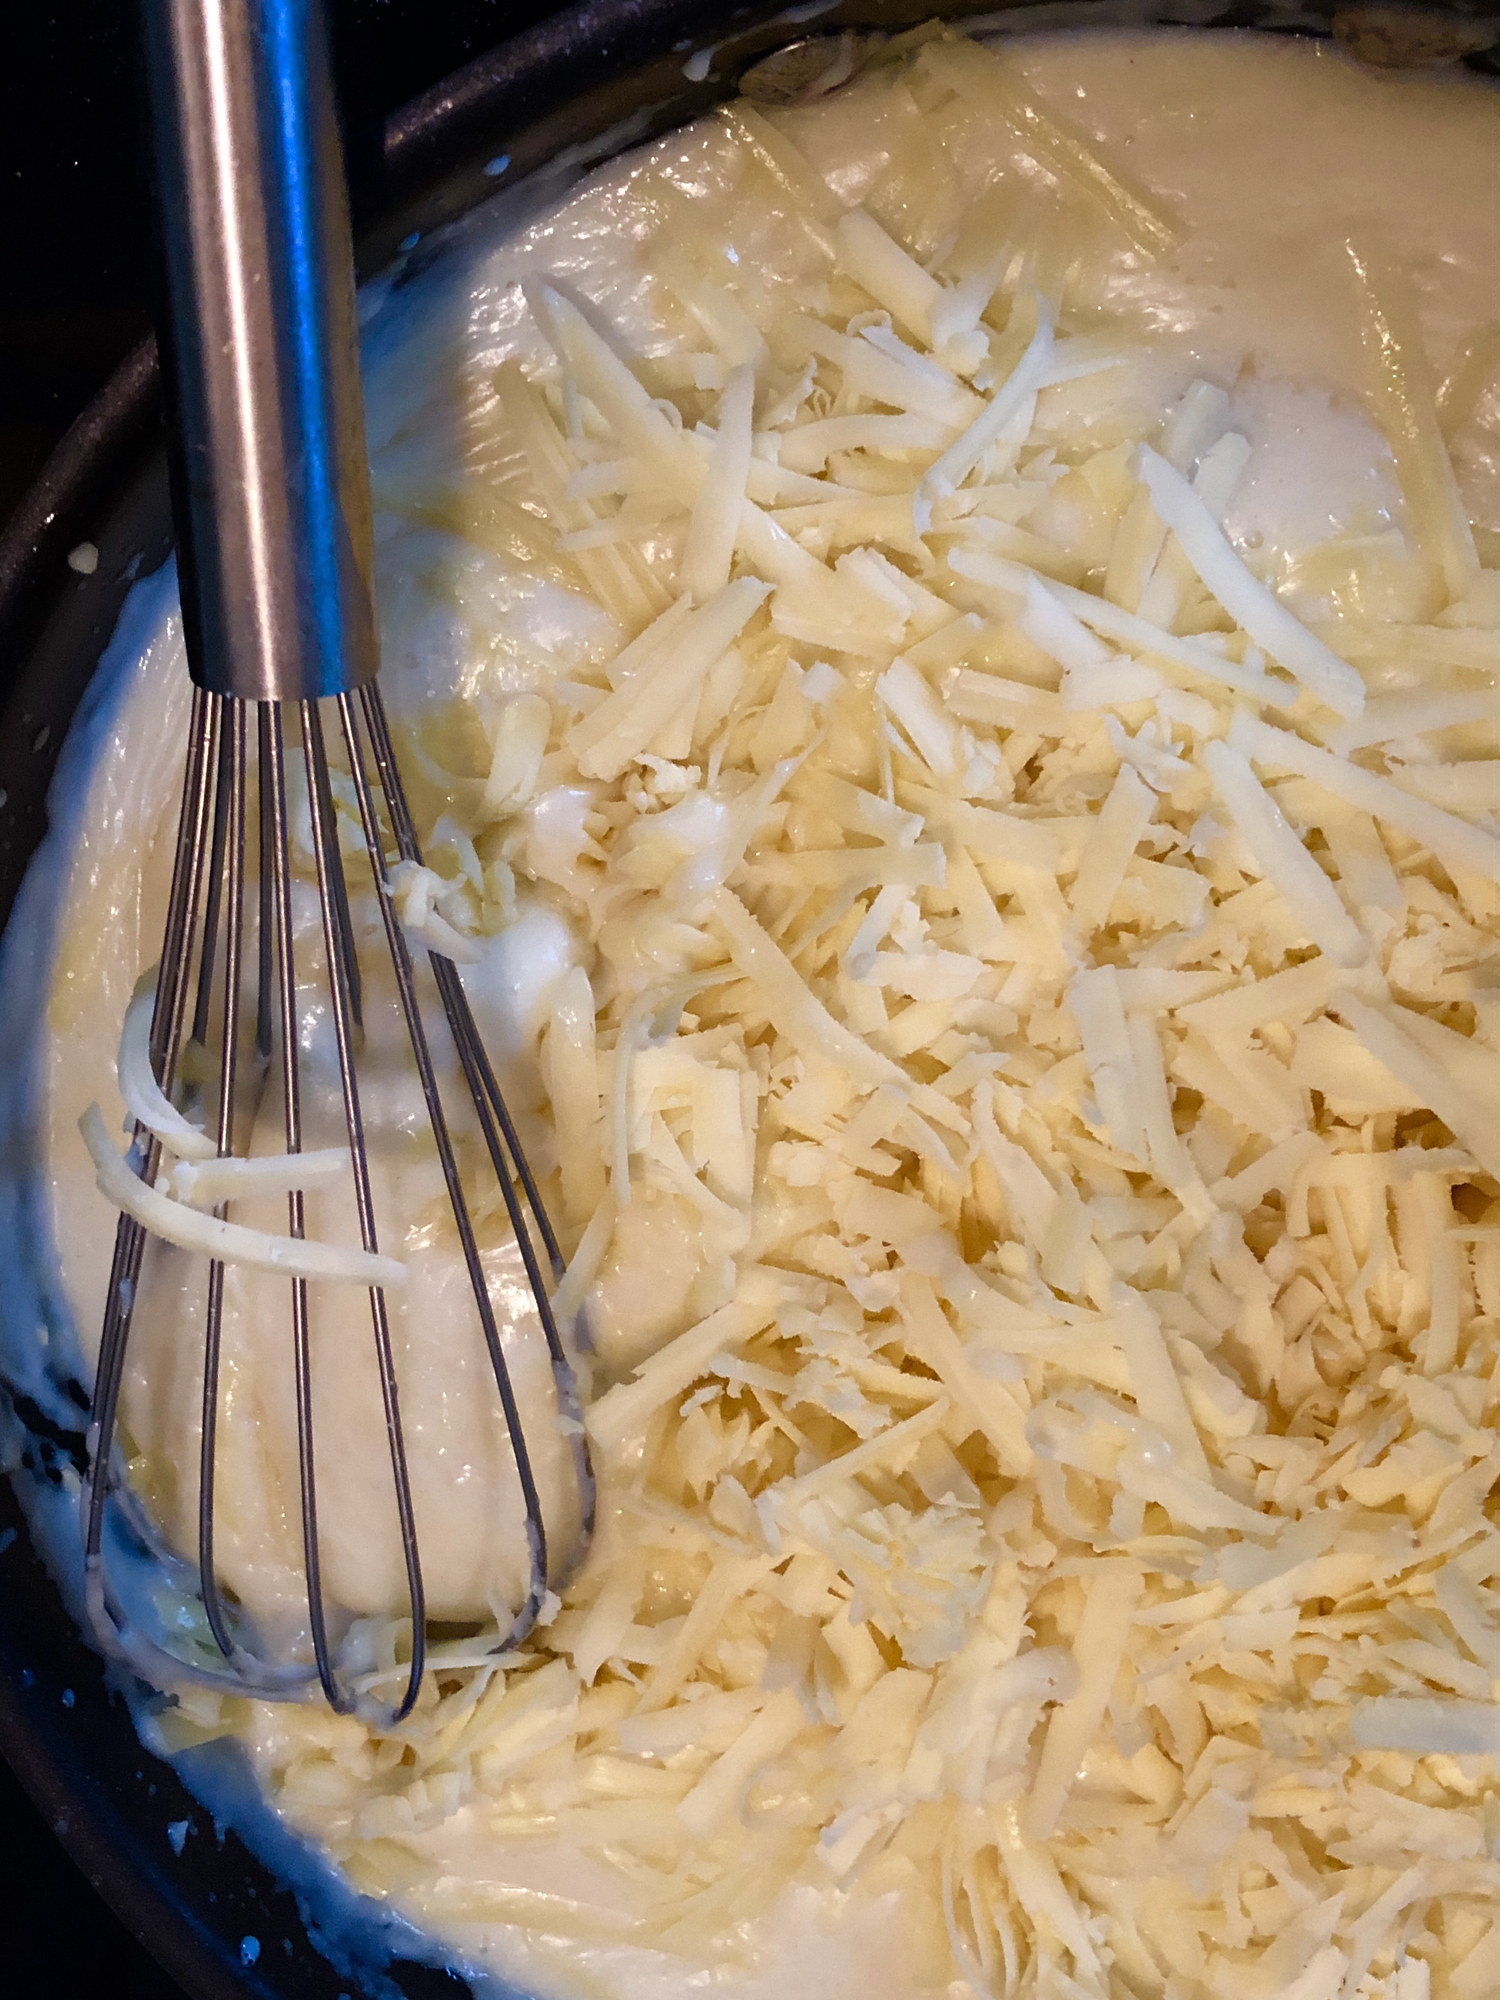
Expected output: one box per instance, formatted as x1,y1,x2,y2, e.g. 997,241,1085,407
83,0,592,1721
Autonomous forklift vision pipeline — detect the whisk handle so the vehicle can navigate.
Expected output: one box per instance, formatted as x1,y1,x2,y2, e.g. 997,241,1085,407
143,0,378,701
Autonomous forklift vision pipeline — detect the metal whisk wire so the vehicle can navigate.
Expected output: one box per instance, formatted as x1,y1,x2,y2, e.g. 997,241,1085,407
84,682,595,1723
279,694,426,1719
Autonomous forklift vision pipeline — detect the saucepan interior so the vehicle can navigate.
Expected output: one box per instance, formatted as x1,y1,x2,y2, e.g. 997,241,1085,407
1,2,1497,1996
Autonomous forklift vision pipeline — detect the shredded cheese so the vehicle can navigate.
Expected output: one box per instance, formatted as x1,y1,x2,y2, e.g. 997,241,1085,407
115,977,217,1161
145,34,1500,1999
82,1106,406,1289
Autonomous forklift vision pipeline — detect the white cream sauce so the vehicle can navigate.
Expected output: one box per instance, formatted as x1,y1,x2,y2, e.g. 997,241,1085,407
27,24,1500,2000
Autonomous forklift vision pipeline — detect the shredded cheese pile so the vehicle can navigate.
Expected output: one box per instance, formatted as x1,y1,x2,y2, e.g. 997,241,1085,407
155,35,1500,1998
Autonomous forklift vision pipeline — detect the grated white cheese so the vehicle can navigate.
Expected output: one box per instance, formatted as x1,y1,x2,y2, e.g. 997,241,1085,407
115,976,217,1161
117,32,1500,2000
1134,444,1367,718
81,1106,407,1289
1229,710,1500,888
1201,738,1371,969
170,1148,350,1210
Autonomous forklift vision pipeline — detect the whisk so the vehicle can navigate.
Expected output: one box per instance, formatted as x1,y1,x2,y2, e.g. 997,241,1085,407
82,0,592,1722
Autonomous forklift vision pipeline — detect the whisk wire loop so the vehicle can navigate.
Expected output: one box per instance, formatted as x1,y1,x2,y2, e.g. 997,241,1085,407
84,686,218,1642
299,696,426,1719
356,692,593,1526
197,698,246,1666
191,715,236,1048
255,704,276,1064
335,688,551,1648
261,703,333,1707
